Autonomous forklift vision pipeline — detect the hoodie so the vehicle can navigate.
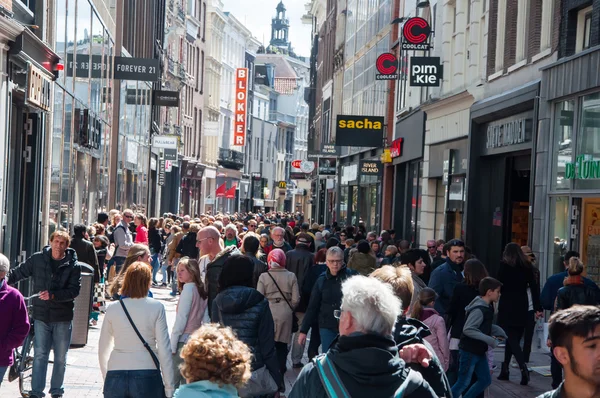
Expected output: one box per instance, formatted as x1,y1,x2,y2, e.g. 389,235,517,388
459,296,506,356
173,380,238,398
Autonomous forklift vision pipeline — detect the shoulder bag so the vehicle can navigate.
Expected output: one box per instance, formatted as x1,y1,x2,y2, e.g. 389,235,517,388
266,271,299,333
118,298,167,398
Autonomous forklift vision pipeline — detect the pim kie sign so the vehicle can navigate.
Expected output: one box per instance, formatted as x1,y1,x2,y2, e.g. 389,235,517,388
234,68,248,146
390,138,404,158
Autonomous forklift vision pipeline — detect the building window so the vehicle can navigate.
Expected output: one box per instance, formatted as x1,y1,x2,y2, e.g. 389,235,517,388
575,6,593,53
539,0,552,52
495,0,507,72
515,0,528,62
576,93,600,190
552,100,575,191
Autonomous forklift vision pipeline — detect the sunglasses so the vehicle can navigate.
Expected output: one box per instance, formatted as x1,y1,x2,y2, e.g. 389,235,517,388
427,246,436,249
249,224,257,228
124,215,133,219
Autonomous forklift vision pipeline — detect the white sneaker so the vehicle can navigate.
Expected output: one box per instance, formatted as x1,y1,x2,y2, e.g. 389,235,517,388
510,358,519,368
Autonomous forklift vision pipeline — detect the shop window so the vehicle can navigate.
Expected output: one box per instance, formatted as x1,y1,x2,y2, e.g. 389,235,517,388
549,196,570,277
581,198,600,283
408,162,423,245
445,176,465,241
552,100,575,191
575,93,600,190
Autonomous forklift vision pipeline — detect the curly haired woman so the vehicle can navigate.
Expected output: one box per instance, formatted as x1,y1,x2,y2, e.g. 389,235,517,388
174,324,252,398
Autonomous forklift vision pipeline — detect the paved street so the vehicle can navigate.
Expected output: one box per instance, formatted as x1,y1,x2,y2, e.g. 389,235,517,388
2,286,556,398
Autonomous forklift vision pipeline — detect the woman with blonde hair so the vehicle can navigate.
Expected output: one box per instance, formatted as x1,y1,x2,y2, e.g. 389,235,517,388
110,244,151,299
173,324,251,397
170,258,209,388
555,257,600,310
99,261,174,397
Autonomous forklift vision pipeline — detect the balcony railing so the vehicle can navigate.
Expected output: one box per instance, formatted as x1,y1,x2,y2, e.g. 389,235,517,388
269,111,296,125
217,148,245,170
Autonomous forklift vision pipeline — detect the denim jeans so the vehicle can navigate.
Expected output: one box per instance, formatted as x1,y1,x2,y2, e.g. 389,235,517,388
291,312,305,364
0,366,7,386
320,328,338,353
160,263,168,284
32,320,73,397
151,254,160,283
171,258,180,294
103,369,165,398
451,350,492,398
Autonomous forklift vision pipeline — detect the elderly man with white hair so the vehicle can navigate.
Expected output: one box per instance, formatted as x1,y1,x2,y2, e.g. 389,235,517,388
290,275,437,397
269,226,292,253
223,223,240,248
0,253,30,389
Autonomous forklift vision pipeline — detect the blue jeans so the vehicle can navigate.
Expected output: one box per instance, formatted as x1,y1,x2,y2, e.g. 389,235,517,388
451,350,492,398
171,258,180,294
320,328,338,353
32,320,73,397
103,369,165,398
160,263,168,284
0,365,7,385
151,254,160,283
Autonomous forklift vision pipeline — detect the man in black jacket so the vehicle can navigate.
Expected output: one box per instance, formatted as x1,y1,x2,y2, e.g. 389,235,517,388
241,235,268,288
70,224,99,282
176,223,199,259
289,275,437,398
8,230,81,398
286,234,316,367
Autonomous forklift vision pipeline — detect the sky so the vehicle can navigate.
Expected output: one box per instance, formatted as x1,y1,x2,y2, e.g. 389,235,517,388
221,0,313,57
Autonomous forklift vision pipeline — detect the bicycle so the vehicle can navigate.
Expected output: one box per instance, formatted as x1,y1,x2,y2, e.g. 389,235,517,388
8,293,50,398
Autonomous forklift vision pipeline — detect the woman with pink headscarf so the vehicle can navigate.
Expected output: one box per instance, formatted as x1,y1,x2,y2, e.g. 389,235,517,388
257,248,299,385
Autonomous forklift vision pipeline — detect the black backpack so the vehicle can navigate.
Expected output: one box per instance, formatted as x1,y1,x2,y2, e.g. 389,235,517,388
108,224,126,245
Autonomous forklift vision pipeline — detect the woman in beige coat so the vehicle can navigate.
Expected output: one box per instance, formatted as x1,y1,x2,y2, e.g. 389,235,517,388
257,248,299,382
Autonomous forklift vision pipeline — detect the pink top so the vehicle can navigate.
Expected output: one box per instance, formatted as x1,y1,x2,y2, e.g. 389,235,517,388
135,225,148,245
420,307,450,371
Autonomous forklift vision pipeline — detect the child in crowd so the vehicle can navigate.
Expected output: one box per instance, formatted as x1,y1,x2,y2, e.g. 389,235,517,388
411,288,450,371
451,277,507,398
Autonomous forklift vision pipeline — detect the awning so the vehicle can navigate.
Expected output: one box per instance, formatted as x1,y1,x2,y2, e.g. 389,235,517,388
264,199,277,208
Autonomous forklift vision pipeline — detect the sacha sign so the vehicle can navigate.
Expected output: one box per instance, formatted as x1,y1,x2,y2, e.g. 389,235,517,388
336,115,385,148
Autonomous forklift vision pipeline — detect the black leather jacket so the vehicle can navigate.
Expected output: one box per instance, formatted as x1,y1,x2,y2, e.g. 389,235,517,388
211,286,282,386
205,246,240,314
556,283,600,310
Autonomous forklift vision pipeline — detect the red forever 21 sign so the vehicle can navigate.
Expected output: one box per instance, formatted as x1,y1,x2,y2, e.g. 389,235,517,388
390,138,404,158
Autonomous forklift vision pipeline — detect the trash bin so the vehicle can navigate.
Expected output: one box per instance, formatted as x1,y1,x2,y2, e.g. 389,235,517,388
71,263,94,348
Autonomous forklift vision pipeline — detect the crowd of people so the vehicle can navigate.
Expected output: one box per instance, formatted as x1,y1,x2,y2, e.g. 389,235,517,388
1,209,600,398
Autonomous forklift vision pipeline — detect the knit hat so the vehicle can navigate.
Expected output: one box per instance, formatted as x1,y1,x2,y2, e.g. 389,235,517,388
357,240,370,254
267,249,286,270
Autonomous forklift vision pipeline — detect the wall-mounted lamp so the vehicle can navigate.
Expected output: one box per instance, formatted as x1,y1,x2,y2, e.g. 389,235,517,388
390,17,408,25
417,1,431,8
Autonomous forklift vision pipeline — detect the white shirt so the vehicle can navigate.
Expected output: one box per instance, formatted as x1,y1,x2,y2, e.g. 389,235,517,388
198,255,211,285
170,283,209,353
98,297,175,397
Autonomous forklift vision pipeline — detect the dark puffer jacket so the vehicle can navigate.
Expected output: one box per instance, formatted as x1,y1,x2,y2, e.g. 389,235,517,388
70,236,100,282
556,282,600,310
244,252,268,289
205,246,241,314
286,245,314,309
300,266,357,333
8,247,81,323
211,286,282,386
176,232,199,259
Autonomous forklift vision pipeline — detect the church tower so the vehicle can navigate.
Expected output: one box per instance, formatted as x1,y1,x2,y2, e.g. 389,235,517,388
270,1,290,49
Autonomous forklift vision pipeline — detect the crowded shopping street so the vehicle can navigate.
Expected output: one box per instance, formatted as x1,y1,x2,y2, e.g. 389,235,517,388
2,0,600,397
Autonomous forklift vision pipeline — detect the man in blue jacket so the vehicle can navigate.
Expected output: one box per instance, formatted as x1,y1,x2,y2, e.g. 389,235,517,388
428,239,465,316
540,250,599,388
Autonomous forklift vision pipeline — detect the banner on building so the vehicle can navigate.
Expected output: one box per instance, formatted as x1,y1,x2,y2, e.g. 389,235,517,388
66,53,160,81
335,115,385,148
216,183,227,198
225,184,237,199
234,68,249,146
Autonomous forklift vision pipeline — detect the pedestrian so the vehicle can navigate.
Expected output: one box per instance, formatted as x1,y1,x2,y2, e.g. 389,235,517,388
241,234,268,288
497,242,542,385
428,239,465,316
94,235,111,282
167,225,185,297
70,223,100,282
411,288,450,371
343,238,355,264
98,262,174,398
447,258,489,384
402,249,427,306
149,218,163,286
536,305,600,398
451,277,507,398
521,245,540,365
109,244,151,299
211,255,282,395
298,247,358,353
170,258,209,389
269,227,292,253
380,245,398,265
110,210,135,276
347,240,376,276
176,223,200,260
173,324,252,398
223,224,240,248
7,231,81,398
0,253,30,389
134,213,149,245
161,223,174,285
289,276,438,398
555,256,600,310
257,249,299,385
259,233,271,258
431,240,448,270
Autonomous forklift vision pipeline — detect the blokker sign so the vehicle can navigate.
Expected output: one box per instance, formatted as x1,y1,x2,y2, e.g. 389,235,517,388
409,57,443,87
234,68,248,146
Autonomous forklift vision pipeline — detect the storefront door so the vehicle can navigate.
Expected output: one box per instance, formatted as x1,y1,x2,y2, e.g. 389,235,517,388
580,198,600,283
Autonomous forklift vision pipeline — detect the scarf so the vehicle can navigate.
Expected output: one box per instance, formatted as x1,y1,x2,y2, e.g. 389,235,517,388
564,275,584,286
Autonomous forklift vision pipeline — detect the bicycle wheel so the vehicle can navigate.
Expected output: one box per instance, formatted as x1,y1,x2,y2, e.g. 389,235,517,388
18,331,35,398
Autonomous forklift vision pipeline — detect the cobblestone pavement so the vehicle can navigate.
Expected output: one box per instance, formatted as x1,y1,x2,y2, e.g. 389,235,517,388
2,286,556,398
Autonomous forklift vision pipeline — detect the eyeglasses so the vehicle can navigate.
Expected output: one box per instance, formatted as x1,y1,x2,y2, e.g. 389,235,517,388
124,215,133,219
327,259,343,264
334,310,343,319
249,224,257,228
427,246,436,249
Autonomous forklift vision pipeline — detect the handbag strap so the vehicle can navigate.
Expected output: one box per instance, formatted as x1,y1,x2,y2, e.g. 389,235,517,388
118,298,161,370
266,271,294,312
314,354,351,398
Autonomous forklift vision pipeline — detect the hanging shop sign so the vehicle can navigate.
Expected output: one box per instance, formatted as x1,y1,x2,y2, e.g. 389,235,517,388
381,148,392,163
152,135,179,149
565,155,600,180
66,53,159,81
26,63,52,112
158,157,166,186
165,160,173,172
376,53,399,80
360,160,383,176
390,137,404,158
300,160,315,173
335,115,385,148
410,57,443,87
153,90,180,107
234,68,249,146
321,144,341,156
291,159,302,168
278,181,287,189
163,148,178,161
318,158,337,176
402,17,432,50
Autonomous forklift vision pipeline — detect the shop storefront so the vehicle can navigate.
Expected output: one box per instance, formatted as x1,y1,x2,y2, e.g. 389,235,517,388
389,110,425,244
181,159,204,217
467,82,538,274
536,47,600,284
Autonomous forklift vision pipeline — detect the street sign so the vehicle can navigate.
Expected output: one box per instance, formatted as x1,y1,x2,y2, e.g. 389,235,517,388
402,17,432,50
410,57,443,87
152,135,178,149
291,160,302,168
